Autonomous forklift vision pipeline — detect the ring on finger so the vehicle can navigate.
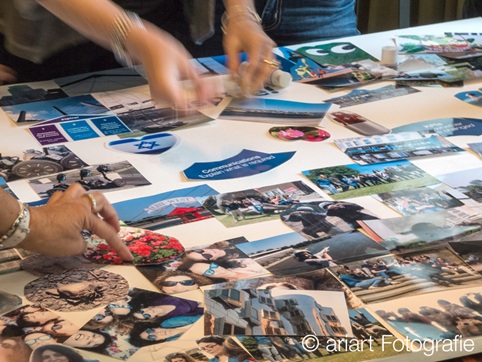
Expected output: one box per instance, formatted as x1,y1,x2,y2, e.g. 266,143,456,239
263,59,280,69
83,193,97,213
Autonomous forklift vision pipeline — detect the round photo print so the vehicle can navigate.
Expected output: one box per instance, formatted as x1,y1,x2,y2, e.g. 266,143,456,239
24,268,129,312
269,126,331,142
84,226,185,265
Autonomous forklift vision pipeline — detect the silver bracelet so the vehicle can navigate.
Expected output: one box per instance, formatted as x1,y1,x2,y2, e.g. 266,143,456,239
111,11,145,68
221,6,262,35
0,201,30,249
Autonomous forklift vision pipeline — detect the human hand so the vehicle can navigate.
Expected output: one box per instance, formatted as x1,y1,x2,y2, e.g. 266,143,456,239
20,183,133,261
0,65,17,85
127,24,213,109
222,13,276,95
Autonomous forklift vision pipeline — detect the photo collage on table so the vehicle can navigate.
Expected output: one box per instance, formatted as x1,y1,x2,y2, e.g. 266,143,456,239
1,30,482,362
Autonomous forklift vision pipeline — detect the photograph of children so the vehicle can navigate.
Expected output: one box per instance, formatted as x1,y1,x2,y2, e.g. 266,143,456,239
302,160,439,200
359,206,482,252
334,131,464,165
2,94,111,125
1,303,80,349
0,145,87,182
28,160,150,199
332,247,481,304
372,286,482,341
113,184,219,230
373,185,465,216
84,226,184,266
449,241,482,273
204,288,352,338
237,231,388,277
203,181,322,228
23,268,129,312
279,200,378,240
64,288,203,360
171,238,271,285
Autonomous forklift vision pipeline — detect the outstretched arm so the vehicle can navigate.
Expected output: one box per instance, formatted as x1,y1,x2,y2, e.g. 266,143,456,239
0,184,133,261
37,0,210,108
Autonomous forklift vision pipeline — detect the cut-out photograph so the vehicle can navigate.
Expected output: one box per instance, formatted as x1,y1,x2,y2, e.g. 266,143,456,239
302,160,439,200
279,200,378,240
238,231,388,276
203,180,323,228
29,161,150,199
84,226,184,266
0,145,87,182
64,288,203,360
332,247,481,304
204,288,352,337
24,269,129,312
113,184,218,230
170,237,271,285
372,286,482,341
358,206,482,252
1,303,80,349
373,184,465,216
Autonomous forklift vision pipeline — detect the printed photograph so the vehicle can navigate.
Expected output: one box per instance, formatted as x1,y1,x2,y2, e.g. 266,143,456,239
64,288,203,360
113,184,219,230
331,247,481,304
23,268,129,312
372,286,482,340
373,184,465,216
302,160,440,200
2,94,110,125
28,160,150,199
359,206,482,252
203,181,323,228
0,145,87,182
433,167,482,203
334,131,464,165
279,200,378,240
84,226,185,265
204,288,352,337
237,231,388,276
169,237,271,285
0,303,81,348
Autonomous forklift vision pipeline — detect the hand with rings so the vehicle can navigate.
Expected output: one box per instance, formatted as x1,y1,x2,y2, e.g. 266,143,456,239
19,183,133,261
222,4,277,96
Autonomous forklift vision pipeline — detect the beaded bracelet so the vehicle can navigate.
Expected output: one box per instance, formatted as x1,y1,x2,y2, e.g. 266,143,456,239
221,6,262,35
0,201,30,249
111,11,145,68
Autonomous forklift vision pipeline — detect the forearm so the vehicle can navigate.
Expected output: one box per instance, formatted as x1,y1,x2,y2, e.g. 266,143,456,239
0,189,22,237
223,0,256,11
37,0,124,49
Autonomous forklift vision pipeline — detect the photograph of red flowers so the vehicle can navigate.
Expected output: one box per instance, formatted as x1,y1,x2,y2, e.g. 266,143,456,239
84,226,185,265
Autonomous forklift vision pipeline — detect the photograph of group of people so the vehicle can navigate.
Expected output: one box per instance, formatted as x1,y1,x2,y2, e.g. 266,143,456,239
302,159,439,200
331,247,482,304
372,287,482,341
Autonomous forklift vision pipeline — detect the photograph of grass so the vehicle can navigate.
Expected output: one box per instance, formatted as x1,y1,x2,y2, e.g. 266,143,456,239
302,160,440,200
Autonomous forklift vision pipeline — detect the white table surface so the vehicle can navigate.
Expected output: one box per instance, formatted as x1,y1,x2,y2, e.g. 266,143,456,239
1,17,482,362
